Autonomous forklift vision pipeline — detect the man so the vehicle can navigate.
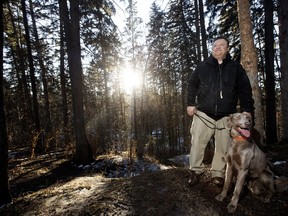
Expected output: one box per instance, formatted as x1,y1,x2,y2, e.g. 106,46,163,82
187,36,254,186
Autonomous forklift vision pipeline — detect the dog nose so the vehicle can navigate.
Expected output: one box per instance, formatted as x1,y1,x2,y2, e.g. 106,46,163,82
244,122,250,127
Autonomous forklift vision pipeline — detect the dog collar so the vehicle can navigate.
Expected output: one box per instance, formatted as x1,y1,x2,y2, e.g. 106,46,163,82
233,135,248,142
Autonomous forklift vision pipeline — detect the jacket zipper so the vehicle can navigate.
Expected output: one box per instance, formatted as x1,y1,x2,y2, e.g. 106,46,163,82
215,64,223,115
219,64,223,99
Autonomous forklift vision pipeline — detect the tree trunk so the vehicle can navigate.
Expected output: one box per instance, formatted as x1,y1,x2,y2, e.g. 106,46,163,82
0,0,12,205
21,0,42,154
7,3,33,140
59,0,93,164
28,0,55,151
198,0,208,60
237,0,264,145
278,0,288,142
264,0,278,144
28,0,52,136
195,0,201,62
127,0,141,158
59,17,69,145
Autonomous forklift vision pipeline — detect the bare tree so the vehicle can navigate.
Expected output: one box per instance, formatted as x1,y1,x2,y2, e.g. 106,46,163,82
237,0,264,145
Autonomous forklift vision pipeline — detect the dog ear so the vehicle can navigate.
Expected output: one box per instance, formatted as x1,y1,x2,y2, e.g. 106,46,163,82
225,114,233,129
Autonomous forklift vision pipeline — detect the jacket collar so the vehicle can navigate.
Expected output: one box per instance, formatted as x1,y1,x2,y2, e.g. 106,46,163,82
207,53,232,65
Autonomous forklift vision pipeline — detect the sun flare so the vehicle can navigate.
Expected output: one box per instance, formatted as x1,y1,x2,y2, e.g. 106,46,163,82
119,68,141,94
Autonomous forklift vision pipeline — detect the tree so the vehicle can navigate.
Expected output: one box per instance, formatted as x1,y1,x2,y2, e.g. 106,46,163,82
21,0,42,154
198,0,208,59
0,0,12,206
59,15,69,145
59,0,93,164
28,0,53,139
205,0,241,58
124,0,145,159
6,2,34,145
81,0,120,155
145,0,198,156
237,0,264,145
264,0,277,144
278,0,288,142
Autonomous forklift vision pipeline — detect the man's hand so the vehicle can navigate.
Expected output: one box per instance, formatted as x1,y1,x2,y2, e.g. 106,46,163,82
187,106,197,116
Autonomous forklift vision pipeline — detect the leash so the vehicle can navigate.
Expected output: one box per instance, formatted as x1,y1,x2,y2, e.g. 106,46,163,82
194,113,226,130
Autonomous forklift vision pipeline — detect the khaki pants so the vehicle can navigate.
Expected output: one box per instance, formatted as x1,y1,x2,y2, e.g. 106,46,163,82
189,111,230,178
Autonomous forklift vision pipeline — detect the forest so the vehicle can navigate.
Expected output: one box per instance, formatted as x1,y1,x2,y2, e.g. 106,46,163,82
0,0,288,215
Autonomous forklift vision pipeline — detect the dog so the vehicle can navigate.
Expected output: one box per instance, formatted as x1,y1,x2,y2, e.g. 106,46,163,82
215,112,275,213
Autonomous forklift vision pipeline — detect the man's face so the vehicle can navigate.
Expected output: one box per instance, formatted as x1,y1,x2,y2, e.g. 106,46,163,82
212,39,229,60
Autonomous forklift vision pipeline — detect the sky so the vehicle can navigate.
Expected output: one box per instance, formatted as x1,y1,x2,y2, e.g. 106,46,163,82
137,0,169,23
112,0,169,30
111,1,170,93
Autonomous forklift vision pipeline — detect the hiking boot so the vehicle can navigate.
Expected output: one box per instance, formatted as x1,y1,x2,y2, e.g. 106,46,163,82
188,171,201,186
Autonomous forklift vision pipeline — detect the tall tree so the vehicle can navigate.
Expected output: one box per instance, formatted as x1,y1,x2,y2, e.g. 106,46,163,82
59,0,93,164
264,0,277,144
278,0,288,142
59,12,69,145
195,0,201,61
237,0,264,145
6,2,34,143
28,0,53,137
21,0,42,154
0,0,12,206
124,0,145,158
198,0,208,59
146,0,198,156
146,3,168,156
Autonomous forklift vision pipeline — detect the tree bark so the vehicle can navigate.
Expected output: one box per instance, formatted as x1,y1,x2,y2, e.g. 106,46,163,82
198,0,208,59
21,0,42,154
237,0,264,145
28,0,52,136
7,3,33,140
59,0,93,164
0,0,12,205
195,0,201,62
59,16,69,145
264,0,278,144
278,0,288,141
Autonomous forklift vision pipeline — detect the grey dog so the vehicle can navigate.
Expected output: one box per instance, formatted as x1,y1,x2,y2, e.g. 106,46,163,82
215,112,275,213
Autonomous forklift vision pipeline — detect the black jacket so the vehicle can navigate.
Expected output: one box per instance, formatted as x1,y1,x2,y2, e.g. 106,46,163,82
187,54,254,116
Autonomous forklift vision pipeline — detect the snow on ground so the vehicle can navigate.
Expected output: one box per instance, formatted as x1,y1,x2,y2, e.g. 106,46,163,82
168,154,190,167
72,154,174,178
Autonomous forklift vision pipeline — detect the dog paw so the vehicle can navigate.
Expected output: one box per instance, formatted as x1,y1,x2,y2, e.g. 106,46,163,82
215,194,225,201
227,203,237,213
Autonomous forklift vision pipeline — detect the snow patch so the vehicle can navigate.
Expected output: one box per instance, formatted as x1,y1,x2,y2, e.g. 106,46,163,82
72,156,173,178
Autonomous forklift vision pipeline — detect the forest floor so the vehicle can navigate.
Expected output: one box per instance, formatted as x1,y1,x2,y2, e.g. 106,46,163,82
1,143,288,216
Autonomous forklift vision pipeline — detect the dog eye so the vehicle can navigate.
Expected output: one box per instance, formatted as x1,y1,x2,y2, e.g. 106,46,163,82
245,116,251,122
